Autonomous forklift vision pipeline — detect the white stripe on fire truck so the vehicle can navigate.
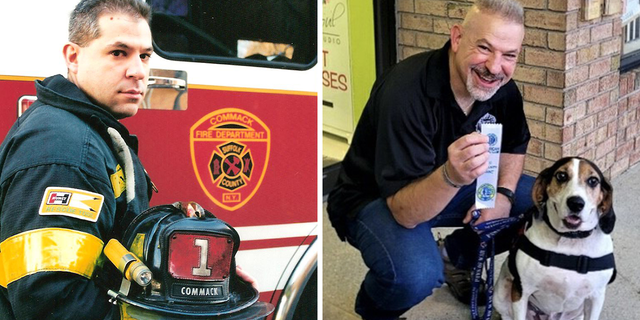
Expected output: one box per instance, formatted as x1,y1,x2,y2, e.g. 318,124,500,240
234,222,317,241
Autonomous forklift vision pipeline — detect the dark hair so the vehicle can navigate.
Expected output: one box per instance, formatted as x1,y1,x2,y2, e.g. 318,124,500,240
69,0,151,46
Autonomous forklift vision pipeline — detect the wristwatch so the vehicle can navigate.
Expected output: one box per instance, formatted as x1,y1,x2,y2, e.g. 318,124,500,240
497,187,515,205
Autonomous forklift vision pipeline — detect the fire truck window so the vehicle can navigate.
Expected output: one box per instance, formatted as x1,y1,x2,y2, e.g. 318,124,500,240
148,0,317,70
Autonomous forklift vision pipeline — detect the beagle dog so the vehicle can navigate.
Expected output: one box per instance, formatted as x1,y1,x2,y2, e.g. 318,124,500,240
494,157,616,320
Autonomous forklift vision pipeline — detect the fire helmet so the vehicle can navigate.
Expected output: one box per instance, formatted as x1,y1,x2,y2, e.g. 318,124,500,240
101,203,273,319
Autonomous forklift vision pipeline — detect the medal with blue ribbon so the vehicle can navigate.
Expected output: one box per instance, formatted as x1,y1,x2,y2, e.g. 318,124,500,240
469,210,524,320
469,123,515,320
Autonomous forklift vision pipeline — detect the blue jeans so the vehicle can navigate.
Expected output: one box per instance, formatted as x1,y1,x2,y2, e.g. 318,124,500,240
345,175,534,320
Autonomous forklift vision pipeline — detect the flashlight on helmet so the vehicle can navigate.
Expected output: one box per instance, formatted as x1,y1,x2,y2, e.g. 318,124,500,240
104,239,153,287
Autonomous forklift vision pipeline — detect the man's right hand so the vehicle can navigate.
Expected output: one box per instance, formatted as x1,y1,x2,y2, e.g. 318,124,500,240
446,132,489,186
387,133,490,228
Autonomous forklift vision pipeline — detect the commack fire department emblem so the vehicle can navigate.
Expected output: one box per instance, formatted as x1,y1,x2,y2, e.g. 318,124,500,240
190,108,270,211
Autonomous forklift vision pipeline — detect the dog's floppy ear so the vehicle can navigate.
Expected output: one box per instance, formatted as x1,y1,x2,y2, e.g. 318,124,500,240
583,157,616,234
532,166,554,218
598,176,615,234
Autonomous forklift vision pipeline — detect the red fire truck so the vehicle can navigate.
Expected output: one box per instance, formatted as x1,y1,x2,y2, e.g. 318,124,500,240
0,0,318,318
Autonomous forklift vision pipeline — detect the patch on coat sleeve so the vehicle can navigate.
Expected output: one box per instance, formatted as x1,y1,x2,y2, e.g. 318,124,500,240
39,187,104,222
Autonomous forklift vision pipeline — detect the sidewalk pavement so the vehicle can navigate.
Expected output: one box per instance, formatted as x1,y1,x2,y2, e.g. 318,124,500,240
323,163,640,320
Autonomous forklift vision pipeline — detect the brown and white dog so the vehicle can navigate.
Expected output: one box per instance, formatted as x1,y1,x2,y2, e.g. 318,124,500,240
494,157,616,320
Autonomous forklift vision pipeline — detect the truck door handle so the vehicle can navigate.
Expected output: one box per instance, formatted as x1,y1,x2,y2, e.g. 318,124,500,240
147,76,187,90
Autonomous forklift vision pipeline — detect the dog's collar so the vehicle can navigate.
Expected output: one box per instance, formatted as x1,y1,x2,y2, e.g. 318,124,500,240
542,207,595,239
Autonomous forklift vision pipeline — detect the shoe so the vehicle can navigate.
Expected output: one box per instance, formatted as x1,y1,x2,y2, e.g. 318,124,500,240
438,237,487,306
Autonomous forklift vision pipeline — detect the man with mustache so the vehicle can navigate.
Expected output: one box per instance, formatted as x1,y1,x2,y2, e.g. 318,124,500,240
0,1,154,318
327,0,534,319
0,0,257,319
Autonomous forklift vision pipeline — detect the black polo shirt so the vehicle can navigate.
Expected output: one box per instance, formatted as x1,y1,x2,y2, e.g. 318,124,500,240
327,41,530,240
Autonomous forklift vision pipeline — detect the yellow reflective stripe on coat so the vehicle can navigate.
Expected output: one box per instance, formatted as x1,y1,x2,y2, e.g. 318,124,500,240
0,228,104,288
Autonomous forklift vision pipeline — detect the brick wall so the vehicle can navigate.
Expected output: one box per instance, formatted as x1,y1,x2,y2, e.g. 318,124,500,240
397,0,640,178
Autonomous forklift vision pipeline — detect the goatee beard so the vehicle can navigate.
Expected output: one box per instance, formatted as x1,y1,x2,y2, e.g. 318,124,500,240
466,66,504,101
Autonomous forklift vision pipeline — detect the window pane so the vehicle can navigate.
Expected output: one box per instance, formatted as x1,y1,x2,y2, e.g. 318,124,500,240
622,0,640,71
149,0,317,70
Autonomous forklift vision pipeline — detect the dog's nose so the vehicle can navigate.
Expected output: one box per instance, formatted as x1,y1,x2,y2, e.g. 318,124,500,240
567,196,585,212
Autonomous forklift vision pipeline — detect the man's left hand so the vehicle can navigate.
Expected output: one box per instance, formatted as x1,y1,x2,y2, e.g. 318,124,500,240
462,193,512,225
236,265,259,291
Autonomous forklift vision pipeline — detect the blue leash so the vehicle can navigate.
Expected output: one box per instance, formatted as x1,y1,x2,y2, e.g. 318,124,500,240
469,210,525,320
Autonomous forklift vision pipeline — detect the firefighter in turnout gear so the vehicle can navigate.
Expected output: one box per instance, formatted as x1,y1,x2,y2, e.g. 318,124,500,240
0,0,154,317
0,1,260,319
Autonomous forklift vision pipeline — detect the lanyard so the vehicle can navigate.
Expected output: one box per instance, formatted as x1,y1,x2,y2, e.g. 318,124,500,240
469,210,525,320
